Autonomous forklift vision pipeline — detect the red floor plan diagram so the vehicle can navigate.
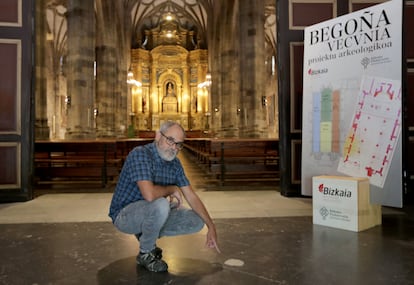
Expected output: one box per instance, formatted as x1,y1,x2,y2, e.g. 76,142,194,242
337,76,401,188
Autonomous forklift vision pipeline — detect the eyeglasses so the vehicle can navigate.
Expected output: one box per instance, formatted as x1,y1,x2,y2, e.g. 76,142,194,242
160,132,184,150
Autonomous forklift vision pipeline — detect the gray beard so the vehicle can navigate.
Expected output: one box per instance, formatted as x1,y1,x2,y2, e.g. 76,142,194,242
158,148,177,161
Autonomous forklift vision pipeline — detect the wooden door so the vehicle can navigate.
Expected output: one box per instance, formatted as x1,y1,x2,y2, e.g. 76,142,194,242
0,0,33,201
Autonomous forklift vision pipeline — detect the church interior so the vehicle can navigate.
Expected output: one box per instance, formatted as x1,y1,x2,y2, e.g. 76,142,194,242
35,0,278,140
0,0,414,284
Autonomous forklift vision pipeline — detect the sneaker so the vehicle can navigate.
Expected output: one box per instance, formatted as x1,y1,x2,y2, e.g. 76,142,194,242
152,246,163,259
137,248,168,272
135,234,163,259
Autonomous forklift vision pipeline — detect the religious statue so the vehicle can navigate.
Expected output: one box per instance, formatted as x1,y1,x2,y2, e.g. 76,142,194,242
162,81,178,112
166,82,175,97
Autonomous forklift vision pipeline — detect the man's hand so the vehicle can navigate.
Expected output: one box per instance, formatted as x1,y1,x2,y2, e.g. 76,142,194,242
206,226,221,253
179,185,220,253
169,187,183,208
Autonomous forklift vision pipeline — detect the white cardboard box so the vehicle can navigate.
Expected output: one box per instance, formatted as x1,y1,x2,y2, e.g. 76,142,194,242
312,175,381,232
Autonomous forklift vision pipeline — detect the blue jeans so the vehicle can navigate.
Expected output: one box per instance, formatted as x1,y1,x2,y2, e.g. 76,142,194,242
113,197,204,253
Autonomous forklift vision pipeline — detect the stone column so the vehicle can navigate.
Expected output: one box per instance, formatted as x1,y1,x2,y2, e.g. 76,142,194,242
210,0,268,138
238,0,267,137
65,0,95,139
213,0,240,137
95,0,119,138
34,0,49,140
116,1,130,138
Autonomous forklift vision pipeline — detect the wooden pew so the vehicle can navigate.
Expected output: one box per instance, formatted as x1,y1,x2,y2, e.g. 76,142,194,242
184,138,279,185
116,138,154,161
182,138,212,163
34,140,122,187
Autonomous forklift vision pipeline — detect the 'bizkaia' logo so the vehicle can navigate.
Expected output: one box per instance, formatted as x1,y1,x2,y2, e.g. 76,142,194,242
308,68,328,75
318,183,352,198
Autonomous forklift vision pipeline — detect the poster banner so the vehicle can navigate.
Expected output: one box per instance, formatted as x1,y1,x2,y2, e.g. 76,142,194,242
301,0,402,207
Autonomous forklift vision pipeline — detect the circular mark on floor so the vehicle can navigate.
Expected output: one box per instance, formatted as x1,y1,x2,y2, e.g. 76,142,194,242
224,258,245,267
97,256,223,284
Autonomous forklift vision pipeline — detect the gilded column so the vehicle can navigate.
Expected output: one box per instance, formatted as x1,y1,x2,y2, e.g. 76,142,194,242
151,65,159,113
181,64,189,113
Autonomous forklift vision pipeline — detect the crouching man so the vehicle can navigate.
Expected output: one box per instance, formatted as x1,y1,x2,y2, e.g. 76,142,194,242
109,121,220,272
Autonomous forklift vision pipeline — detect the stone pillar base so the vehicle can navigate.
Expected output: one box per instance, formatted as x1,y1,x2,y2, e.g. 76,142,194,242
34,119,50,140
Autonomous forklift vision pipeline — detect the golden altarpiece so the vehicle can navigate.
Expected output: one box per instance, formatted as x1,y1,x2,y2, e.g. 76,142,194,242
128,17,210,134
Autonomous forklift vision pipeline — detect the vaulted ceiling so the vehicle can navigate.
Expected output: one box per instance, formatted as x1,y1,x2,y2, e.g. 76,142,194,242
127,0,211,49
127,0,276,53
44,0,276,59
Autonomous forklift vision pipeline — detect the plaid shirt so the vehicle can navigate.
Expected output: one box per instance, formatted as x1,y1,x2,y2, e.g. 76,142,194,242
108,142,189,222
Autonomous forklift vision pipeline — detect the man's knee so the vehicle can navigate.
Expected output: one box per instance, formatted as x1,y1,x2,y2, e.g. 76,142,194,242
150,197,170,219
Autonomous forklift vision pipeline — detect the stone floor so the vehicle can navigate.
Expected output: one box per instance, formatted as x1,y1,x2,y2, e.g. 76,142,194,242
0,150,413,284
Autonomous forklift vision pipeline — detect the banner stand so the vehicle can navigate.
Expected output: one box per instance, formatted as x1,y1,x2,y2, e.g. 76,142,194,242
301,0,403,208
312,176,382,232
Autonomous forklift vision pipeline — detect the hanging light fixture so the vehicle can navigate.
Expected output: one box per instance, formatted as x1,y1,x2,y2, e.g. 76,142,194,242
127,68,134,84
205,73,212,85
197,73,212,88
127,68,142,87
165,13,173,21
